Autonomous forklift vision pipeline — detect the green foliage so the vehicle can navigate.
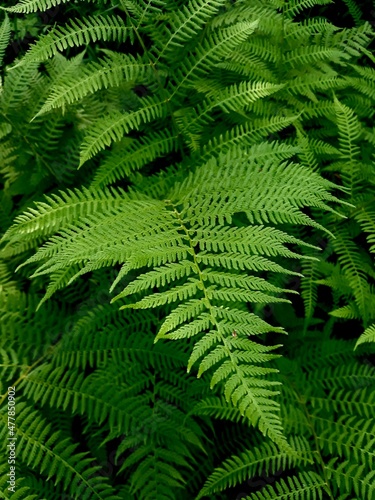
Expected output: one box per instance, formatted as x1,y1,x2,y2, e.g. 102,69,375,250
1,0,375,498
0,14,10,67
10,15,131,67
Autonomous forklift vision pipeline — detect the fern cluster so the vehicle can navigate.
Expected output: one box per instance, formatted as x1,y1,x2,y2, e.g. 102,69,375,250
1,0,375,498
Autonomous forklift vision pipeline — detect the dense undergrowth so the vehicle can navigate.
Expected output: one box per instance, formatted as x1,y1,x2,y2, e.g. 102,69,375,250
1,0,375,498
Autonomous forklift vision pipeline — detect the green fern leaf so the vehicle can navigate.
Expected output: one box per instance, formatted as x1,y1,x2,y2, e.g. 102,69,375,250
197,436,313,499
155,0,227,57
10,15,129,68
91,131,178,188
79,97,167,165
0,14,10,68
244,471,328,499
355,324,375,348
35,52,153,116
0,403,121,499
169,21,259,94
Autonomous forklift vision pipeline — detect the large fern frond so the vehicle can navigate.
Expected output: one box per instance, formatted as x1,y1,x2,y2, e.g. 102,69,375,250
3,148,345,448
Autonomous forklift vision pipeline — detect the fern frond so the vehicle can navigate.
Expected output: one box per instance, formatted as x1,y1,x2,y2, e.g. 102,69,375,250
189,81,284,129
315,413,375,470
0,290,68,359
56,324,188,370
0,62,41,113
197,436,312,499
244,471,328,500
10,15,129,69
334,97,362,196
342,0,363,26
347,66,375,101
285,46,350,69
2,0,77,14
355,323,375,348
170,21,259,93
79,96,167,165
0,187,130,257
311,385,375,419
0,462,39,500
201,115,300,158
155,0,227,57
0,14,10,68
300,256,323,326
326,459,375,499
36,52,153,116
122,0,166,26
330,225,370,323
309,361,375,391
0,403,121,500
284,0,333,18
91,131,178,188
21,363,153,431
3,142,345,448
2,1,375,497
353,202,375,254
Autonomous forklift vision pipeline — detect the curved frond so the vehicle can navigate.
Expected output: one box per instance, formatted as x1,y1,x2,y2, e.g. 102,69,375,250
10,15,129,68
